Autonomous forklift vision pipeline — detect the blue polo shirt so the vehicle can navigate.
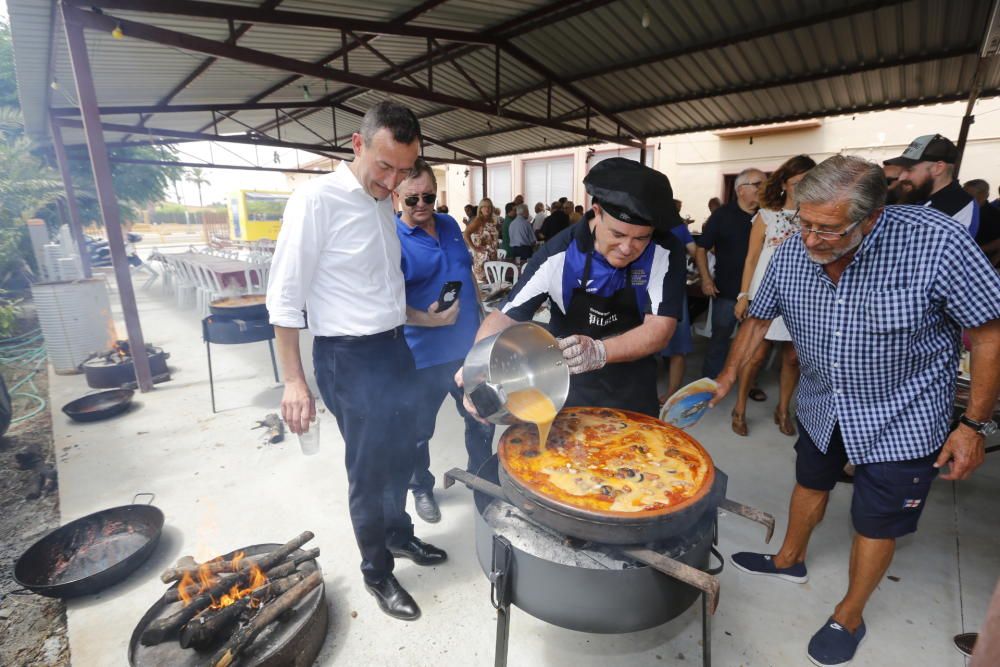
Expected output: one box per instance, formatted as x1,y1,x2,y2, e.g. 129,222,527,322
396,213,481,369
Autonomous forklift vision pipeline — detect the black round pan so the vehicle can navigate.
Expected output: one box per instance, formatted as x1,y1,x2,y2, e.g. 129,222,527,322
14,494,164,598
209,295,268,321
62,389,134,422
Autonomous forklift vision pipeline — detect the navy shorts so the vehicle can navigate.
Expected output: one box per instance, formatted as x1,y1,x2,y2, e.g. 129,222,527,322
794,421,940,539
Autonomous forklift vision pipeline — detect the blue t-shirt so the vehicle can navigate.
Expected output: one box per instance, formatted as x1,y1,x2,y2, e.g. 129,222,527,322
397,213,481,369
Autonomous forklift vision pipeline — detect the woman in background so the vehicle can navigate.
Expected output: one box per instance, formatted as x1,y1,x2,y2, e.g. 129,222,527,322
463,198,499,283
731,155,816,437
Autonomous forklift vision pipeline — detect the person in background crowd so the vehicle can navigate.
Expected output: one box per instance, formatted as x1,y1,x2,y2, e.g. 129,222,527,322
991,184,1000,210
541,199,571,241
964,179,1000,265
714,155,1000,667
695,167,765,378
731,155,816,437
513,194,524,206
500,202,516,256
462,204,475,225
395,160,495,525
532,202,548,233
464,198,499,282
566,200,582,224
708,197,722,215
881,163,910,205
436,204,449,215
508,203,536,261
268,101,450,621
886,134,979,237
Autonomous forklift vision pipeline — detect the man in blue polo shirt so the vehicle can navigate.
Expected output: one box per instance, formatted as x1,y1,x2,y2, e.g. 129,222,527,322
396,159,495,523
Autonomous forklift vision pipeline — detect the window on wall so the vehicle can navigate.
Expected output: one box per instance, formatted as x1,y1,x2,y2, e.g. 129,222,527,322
523,156,574,208
470,163,511,208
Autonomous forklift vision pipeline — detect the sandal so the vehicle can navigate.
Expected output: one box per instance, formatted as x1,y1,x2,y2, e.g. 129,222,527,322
774,409,795,437
731,410,748,437
748,387,767,402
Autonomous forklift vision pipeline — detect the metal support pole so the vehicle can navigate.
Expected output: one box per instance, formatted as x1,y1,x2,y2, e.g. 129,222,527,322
49,119,92,278
62,9,154,392
639,144,647,166
482,161,489,200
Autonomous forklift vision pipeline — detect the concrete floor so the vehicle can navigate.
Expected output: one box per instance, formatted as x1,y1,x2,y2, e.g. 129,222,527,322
46,283,996,667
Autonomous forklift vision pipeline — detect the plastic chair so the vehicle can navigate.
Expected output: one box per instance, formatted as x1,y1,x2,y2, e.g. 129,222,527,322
171,258,199,309
484,261,519,287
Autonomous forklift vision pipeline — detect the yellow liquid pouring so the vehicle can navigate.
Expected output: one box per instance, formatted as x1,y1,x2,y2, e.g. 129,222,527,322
506,388,557,448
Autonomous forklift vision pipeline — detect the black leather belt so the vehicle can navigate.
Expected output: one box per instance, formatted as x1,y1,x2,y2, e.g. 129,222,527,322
317,326,404,343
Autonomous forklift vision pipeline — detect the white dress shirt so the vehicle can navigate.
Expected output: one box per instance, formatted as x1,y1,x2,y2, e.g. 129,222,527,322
267,162,406,336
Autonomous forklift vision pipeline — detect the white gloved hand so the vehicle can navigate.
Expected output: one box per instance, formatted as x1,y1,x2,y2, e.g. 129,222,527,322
558,335,607,375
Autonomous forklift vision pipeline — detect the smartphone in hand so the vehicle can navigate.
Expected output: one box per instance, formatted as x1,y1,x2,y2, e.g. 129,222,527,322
435,281,463,312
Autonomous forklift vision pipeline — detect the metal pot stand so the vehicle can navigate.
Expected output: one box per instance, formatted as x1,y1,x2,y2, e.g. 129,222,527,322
445,466,774,667
201,316,280,413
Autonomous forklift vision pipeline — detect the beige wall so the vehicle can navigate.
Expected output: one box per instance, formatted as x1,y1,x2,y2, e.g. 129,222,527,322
446,98,1000,230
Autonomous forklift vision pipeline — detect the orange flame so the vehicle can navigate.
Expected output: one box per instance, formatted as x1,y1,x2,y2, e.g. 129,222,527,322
178,571,196,607
210,562,267,610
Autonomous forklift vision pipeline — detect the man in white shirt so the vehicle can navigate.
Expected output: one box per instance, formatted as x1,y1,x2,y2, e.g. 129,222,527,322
267,101,455,621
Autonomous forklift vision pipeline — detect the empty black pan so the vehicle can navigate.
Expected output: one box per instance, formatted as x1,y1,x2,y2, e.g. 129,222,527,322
14,493,164,598
62,389,134,422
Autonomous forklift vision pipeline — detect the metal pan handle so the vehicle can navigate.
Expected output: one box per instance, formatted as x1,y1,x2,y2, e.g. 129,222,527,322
132,492,156,505
705,546,724,576
718,498,775,544
622,546,721,614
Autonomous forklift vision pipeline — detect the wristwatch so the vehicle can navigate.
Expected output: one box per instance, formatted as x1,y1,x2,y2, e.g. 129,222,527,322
958,414,998,437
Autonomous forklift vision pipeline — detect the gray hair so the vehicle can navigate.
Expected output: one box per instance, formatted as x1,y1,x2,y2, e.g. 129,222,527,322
734,168,764,188
515,204,529,217
795,155,886,222
359,100,422,146
401,157,436,188
963,178,990,199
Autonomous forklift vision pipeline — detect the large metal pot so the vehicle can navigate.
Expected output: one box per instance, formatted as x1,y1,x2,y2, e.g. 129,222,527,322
462,322,569,424
472,458,715,634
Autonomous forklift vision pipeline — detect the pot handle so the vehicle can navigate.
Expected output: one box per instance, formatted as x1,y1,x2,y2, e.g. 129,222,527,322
622,546,720,615
133,492,156,505
718,498,775,544
443,468,507,503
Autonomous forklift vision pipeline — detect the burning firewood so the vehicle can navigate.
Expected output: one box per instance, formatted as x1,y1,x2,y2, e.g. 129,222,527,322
143,533,316,646
160,531,314,583
178,572,306,650
210,571,323,667
162,548,319,604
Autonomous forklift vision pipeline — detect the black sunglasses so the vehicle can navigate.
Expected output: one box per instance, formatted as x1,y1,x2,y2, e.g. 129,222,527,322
403,193,437,207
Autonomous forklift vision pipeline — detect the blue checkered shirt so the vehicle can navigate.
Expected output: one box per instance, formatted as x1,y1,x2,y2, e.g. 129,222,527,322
749,205,1000,464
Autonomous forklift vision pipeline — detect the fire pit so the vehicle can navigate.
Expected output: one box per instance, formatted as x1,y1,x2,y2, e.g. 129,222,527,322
83,340,170,389
129,534,327,667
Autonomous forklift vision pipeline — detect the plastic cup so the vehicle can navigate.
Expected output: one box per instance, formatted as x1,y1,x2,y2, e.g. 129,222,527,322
297,410,323,456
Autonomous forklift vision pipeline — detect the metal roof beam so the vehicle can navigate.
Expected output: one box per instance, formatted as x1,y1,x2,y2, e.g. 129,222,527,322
66,0,496,45
54,117,487,166
62,6,640,148
90,157,334,175
436,46,981,143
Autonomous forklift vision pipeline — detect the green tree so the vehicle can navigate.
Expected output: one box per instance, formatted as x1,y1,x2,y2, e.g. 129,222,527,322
185,167,211,207
0,22,20,108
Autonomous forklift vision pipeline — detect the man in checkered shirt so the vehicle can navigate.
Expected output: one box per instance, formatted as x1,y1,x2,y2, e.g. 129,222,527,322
711,155,1000,666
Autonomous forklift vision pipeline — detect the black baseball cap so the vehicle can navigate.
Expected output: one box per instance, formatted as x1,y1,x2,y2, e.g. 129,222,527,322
584,158,682,232
884,134,958,167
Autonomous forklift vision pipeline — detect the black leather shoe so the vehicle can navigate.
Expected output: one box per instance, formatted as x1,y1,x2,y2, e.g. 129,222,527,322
412,489,441,523
365,574,421,621
389,536,448,566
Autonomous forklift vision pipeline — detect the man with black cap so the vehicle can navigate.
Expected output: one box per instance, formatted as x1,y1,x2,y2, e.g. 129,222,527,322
885,133,980,236
458,158,686,417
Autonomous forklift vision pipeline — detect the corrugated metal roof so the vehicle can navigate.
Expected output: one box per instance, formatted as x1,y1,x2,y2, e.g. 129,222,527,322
8,0,997,163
